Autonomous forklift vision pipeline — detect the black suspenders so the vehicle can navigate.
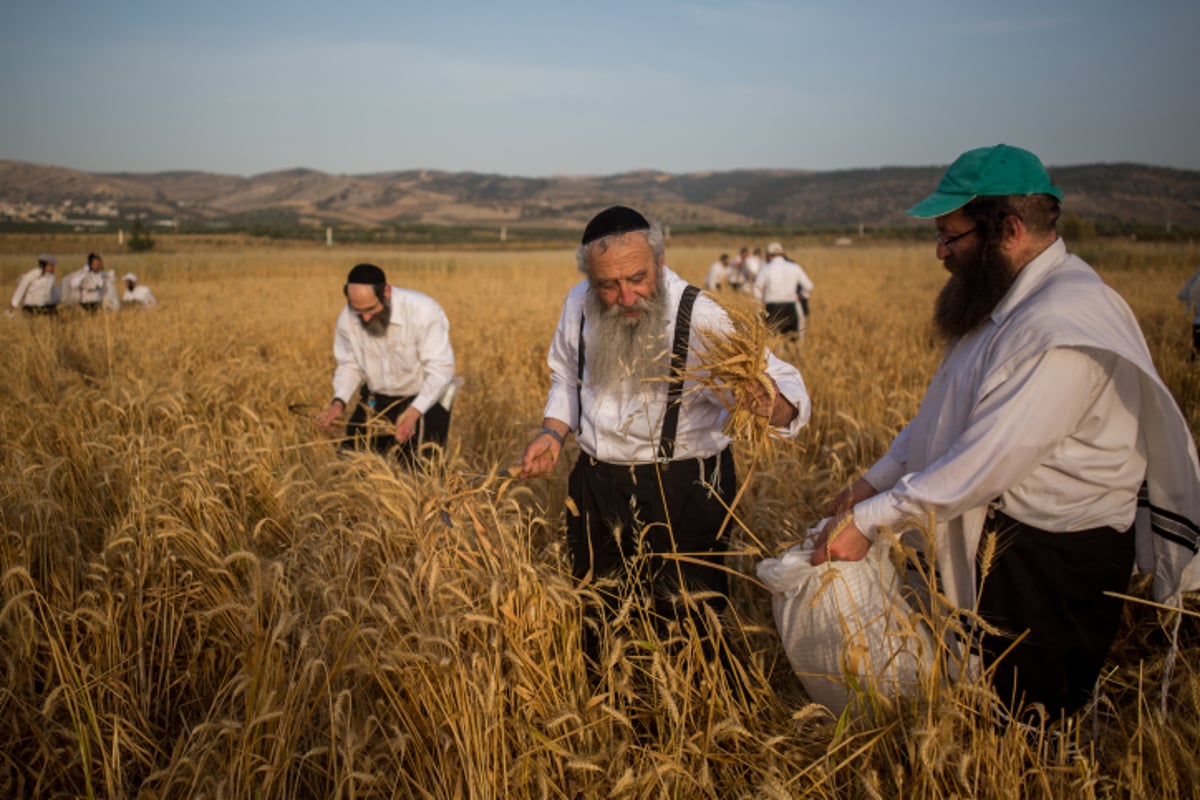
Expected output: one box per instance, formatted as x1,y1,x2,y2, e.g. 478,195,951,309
576,284,701,462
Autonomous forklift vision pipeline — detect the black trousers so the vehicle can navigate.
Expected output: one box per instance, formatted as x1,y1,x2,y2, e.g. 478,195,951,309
21,305,58,316
343,387,450,464
976,511,1135,718
566,448,737,650
764,302,800,335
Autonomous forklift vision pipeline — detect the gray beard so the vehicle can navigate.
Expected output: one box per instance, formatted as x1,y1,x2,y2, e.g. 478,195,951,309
362,302,391,337
583,277,671,390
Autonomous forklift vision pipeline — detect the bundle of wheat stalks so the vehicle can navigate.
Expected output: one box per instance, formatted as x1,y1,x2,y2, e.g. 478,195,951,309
686,292,786,451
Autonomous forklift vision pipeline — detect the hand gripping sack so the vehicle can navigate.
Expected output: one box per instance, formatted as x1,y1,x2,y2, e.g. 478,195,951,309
757,537,934,715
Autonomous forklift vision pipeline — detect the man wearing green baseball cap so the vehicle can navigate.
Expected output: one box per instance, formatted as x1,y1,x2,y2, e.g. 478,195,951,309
809,144,1200,721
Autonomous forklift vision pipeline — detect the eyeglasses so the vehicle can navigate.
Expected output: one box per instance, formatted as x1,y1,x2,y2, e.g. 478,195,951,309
936,227,977,249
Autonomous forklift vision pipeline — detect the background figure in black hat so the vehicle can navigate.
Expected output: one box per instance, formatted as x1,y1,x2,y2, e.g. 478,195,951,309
518,205,810,665
314,263,456,465
9,253,60,315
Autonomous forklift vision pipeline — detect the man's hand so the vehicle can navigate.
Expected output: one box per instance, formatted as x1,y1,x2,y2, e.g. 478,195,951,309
395,406,421,444
520,424,567,478
810,515,872,566
315,400,344,431
822,478,878,518
738,375,797,428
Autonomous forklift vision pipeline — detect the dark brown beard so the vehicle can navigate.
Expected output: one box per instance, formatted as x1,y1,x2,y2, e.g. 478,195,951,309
933,246,1015,341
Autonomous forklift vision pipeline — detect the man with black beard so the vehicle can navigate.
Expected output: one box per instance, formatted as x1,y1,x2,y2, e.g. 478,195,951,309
315,263,456,464
520,205,810,662
809,145,1200,720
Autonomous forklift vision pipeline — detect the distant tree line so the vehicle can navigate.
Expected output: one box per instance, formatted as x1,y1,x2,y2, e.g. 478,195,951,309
1,215,1196,244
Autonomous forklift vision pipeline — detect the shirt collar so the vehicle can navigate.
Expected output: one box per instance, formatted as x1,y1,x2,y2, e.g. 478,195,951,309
990,236,1068,325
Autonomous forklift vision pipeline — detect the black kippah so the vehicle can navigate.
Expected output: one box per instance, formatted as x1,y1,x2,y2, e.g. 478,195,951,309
346,263,387,285
581,205,650,245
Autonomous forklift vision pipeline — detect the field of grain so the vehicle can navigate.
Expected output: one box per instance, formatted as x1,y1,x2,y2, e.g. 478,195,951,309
2,234,1198,798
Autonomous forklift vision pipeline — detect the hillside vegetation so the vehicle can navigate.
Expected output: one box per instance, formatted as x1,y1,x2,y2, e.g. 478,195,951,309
3,159,1199,233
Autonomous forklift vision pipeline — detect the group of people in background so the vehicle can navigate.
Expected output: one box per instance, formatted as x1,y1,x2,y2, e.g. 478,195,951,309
9,252,156,315
705,243,814,341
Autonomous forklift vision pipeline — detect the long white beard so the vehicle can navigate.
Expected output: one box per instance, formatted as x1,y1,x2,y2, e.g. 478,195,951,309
583,282,671,390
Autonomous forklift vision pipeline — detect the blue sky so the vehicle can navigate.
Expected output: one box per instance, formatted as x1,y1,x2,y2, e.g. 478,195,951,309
2,0,1197,177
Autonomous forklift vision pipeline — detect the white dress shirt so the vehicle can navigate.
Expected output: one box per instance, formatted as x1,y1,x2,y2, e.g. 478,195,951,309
742,254,764,282
10,268,58,309
755,256,814,304
854,239,1147,541
64,266,109,305
850,237,1200,609
332,287,455,415
704,259,729,290
123,285,158,308
543,267,810,464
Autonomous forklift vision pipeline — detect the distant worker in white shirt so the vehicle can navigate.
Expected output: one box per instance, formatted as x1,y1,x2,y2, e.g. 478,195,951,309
703,253,731,291
519,206,810,660
811,144,1200,719
10,253,60,315
63,253,116,311
755,241,814,341
121,273,157,308
314,263,456,465
743,246,765,285
1177,265,1200,359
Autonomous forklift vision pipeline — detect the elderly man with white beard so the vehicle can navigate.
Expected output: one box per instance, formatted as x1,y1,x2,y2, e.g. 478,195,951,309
315,263,456,465
520,205,810,661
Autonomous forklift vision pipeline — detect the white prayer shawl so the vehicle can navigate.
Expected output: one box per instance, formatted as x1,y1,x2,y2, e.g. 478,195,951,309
916,242,1200,611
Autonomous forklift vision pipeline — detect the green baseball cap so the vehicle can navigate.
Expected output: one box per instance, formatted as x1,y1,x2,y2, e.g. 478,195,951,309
907,144,1064,219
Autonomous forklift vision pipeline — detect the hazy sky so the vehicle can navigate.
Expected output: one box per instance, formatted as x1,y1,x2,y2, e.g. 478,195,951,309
3,0,1197,177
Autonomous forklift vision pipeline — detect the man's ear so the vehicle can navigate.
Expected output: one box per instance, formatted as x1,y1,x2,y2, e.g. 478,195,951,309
383,285,392,301
1001,214,1025,252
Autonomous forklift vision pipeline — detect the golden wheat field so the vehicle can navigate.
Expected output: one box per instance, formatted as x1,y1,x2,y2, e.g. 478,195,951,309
2,233,1199,799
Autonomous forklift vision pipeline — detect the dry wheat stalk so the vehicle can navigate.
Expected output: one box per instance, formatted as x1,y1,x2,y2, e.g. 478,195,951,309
686,293,785,452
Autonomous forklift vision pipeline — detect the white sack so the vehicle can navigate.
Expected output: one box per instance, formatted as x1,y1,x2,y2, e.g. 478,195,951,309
757,533,935,716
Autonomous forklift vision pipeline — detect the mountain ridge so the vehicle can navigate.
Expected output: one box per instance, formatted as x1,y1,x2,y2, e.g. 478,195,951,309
3,159,1198,231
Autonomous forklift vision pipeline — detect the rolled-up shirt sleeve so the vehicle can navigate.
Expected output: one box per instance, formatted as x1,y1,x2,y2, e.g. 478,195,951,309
765,349,810,438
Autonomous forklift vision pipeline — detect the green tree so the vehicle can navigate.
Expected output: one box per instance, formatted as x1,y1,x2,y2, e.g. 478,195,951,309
1060,213,1097,241
127,220,155,252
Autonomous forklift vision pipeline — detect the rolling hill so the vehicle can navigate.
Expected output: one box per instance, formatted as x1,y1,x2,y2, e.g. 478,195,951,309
2,159,1198,232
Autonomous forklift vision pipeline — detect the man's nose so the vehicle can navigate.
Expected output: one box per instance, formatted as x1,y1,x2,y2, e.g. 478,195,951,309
618,284,637,307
